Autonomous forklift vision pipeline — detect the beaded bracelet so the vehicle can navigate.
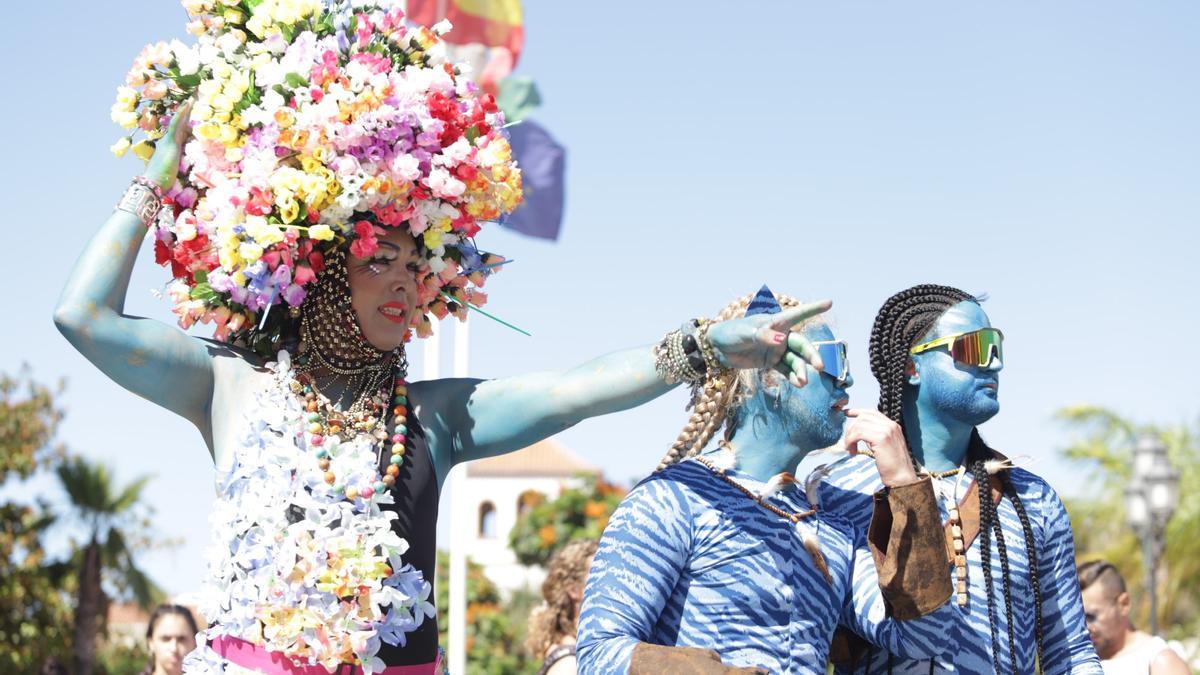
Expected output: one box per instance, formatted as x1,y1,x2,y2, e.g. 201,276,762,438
655,319,728,385
696,319,726,376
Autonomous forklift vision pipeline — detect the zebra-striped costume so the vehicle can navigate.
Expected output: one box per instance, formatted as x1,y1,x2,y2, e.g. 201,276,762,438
577,458,961,674
820,454,1102,674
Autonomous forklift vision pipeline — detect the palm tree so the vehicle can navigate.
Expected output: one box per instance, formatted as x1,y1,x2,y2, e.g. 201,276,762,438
56,456,162,675
1056,405,1200,638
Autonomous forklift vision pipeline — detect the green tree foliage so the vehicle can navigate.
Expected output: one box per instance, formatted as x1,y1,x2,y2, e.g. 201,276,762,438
1057,405,1200,638
508,475,625,567
57,456,163,675
435,551,538,674
0,371,73,673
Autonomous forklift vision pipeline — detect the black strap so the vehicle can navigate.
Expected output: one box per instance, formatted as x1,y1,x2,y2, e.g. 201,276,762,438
536,644,577,675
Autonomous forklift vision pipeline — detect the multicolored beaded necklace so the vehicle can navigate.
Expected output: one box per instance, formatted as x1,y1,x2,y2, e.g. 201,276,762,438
291,366,410,502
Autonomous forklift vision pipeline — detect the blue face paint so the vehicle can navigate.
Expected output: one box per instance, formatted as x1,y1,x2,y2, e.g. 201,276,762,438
910,300,1002,428
732,322,853,480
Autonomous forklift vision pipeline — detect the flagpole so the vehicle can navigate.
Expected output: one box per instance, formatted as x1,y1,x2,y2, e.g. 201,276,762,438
448,318,469,675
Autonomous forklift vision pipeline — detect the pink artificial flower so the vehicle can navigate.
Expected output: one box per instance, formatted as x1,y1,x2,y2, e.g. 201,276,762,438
294,264,317,286
355,13,374,49
143,78,169,100
349,220,379,259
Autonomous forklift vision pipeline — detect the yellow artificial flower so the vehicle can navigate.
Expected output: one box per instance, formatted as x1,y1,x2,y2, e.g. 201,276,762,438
246,218,285,246
307,224,335,241
191,102,213,122
279,198,300,224
131,140,156,162
111,110,140,129
271,168,303,193
194,122,222,141
114,87,139,112
110,137,132,157
217,124,240,145
238,242,264,263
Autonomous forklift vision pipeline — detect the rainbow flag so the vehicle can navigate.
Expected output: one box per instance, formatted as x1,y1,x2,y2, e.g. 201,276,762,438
408,0,525,66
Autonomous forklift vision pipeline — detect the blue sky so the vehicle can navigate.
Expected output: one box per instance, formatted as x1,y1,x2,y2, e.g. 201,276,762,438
2,1,1197,596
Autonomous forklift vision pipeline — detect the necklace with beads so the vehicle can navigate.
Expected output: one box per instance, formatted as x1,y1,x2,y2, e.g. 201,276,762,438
922,464,970,607
291,364,411,503
695,446,831,584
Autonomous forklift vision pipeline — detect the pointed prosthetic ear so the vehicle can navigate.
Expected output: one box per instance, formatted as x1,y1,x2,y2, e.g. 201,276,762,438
906,358,920,385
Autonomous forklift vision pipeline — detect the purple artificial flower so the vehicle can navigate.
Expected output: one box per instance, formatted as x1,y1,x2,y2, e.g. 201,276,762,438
282,283,306,307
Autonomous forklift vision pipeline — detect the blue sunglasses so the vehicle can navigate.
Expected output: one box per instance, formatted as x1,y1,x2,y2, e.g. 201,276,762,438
813,340,849,384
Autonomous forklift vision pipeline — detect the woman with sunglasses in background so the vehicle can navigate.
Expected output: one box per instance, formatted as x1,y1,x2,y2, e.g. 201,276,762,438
819,284,1102,674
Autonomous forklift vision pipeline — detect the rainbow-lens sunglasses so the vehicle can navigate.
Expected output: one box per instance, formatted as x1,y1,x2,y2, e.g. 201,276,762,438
812,340,850,384
909,327,1004,368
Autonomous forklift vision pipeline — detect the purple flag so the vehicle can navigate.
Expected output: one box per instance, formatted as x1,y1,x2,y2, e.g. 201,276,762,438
503,119,566,240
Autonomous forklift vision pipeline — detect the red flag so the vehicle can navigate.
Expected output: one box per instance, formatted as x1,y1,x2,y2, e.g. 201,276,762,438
408,0,525,67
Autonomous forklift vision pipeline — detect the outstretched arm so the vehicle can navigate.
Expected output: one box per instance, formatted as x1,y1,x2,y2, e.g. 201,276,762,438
53,107,216,436
413,301,831,480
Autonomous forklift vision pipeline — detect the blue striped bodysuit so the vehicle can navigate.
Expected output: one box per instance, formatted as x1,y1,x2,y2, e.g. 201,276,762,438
820,454,1102,674
577,458,961,674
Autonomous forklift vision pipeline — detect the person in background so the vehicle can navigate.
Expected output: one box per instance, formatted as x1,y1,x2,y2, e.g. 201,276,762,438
141,604,199,675
525,539,599,675
1078,560,1191,675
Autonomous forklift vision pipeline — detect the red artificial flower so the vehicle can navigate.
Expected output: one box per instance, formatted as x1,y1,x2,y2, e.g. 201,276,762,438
349,220,379,259
154,238,172,266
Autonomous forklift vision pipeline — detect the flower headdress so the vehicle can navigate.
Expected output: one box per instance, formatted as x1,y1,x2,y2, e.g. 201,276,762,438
113,0,523,355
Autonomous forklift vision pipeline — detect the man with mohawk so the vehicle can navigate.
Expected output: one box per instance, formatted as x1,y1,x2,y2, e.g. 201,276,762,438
578,287,962,674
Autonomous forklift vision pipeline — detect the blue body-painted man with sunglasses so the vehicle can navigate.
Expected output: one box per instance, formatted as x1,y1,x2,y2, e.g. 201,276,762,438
578,287,964,674
819,284,1101,674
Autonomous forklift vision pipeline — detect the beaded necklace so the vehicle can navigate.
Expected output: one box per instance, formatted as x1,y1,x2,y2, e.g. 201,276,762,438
921,464,970,607
695,447,831,583
292,365,411,502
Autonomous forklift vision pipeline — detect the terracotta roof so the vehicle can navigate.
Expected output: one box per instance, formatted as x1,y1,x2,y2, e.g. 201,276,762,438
466,439,599,477
107,602,150,626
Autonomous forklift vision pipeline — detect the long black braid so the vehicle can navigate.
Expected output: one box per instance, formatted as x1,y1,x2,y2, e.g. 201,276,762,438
868,285,1046,673
1006,475,1046,667
974,456,1006,675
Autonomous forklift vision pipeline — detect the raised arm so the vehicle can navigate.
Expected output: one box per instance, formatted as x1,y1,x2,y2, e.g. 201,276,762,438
834,409,961,659
838,477,961,660
53,107,216,436
413,301,832,481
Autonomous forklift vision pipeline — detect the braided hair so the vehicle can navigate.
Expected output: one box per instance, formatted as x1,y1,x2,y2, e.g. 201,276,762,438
869,285,1044,673
657,292,819,471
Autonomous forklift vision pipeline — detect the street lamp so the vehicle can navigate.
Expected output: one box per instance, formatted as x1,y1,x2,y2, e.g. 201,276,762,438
1124,434,1180,635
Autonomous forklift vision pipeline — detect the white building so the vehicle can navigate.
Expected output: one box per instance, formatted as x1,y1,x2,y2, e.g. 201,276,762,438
458,438,598,594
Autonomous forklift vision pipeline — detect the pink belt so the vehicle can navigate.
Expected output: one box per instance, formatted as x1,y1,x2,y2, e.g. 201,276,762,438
210,635,439,675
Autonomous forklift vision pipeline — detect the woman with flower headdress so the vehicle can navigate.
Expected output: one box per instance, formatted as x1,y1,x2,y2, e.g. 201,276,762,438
54,3,834,672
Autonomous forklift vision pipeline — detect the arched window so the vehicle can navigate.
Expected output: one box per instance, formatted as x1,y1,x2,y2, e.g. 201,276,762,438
478,501,497,539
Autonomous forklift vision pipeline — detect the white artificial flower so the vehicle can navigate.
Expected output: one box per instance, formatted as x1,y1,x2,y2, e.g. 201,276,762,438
171,39,202,75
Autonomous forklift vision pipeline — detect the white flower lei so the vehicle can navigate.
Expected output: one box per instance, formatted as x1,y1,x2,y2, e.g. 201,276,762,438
186,351,434,673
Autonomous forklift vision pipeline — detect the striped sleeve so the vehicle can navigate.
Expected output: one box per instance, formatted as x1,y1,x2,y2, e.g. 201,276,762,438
1032,484,1103,674
839,529,962,660
576,474,694,675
